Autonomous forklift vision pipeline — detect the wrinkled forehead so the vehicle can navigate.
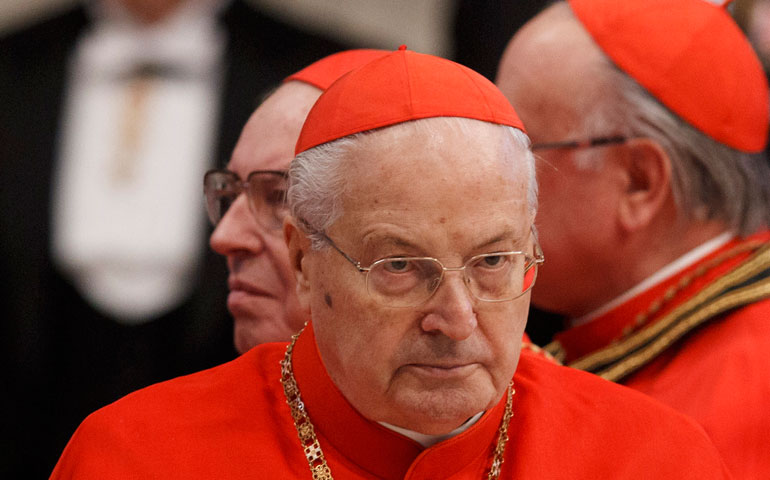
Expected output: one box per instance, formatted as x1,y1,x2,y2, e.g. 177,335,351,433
343,117,525,175
335,118,532,235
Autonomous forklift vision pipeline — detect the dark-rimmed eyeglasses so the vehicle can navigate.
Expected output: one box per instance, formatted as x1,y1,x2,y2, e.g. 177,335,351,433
203,169,288,230
315,230,544,308
531,135,628,151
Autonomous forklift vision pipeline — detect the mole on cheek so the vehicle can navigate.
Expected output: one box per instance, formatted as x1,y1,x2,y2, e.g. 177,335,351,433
439,217,447,224
324,293,333,308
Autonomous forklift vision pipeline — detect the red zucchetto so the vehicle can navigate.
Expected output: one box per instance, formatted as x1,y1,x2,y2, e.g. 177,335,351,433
284,49,390,91
295,46,526,155
568,0,769,153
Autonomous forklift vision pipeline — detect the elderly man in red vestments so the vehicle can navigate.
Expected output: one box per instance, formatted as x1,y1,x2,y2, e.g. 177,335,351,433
51,48,731,479
204,49,388,352
205,48,552,359
496,0,770,477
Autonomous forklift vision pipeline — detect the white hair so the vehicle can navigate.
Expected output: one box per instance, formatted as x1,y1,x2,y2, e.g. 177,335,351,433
288,117,537,249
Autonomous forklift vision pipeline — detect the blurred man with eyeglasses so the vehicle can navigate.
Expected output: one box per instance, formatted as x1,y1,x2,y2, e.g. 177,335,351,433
53,47,730,479
496,0,770,477
203,49,388,353
204,81,314,353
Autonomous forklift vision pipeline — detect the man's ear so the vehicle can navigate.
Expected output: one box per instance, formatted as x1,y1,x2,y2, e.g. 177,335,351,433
617,138,671,232
284,217,312,310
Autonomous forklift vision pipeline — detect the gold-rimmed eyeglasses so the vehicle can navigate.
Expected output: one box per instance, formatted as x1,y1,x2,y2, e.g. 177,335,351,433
203,169,288,230
316,230,544,308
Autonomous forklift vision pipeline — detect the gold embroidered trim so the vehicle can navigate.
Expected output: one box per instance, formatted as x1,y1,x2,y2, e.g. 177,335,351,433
568,241,770,374
542,241,767,366
279,329,515,479
522,340,562,365
543,340,566,364
598,276,770,381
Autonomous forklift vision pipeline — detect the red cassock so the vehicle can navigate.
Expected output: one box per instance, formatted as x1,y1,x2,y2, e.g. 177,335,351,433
51,324,730,479
548,231,770,479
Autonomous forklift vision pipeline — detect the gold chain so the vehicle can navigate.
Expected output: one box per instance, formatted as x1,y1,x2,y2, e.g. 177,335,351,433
280,330,515,479
486,383,514,479
280,331,332,479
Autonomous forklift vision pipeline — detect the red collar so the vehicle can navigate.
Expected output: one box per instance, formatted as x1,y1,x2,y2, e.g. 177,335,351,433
292,324,508,479
553,231,770,363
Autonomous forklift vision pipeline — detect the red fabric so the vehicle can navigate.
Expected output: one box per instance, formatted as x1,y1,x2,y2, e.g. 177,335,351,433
555,231,770,479
51,324,730,479
568,0,768,153
284,49,390,91
295,47,525,154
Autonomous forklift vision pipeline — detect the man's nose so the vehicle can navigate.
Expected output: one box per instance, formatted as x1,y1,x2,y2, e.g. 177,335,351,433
209,194,265,255
420,272,477,341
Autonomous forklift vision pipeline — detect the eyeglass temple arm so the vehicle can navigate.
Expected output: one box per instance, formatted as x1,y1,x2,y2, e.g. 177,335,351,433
531,135,627,151
534,242,545,264
530,227,545,264
314,230,368,273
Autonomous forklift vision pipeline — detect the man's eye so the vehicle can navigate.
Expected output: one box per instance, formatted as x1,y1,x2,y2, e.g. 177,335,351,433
483,255,503,267
383,259,412,273
476,255,513,271
216,181,234,192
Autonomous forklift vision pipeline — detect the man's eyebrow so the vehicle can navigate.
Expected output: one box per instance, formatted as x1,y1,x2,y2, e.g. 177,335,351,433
363,235,422,252
472,230,524,251
363,230,524,255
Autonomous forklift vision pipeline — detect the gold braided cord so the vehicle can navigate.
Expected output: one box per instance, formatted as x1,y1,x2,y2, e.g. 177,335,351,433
569,242,770,372
597,277,770,382
543,340,566,364
280,330,515,479
522,340,561,365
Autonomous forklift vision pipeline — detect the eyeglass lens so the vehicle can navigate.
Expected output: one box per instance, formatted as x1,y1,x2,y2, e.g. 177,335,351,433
203,170,288,230
245,172,289,230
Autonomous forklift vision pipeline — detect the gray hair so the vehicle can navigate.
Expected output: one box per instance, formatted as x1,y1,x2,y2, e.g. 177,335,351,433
570,41,770,236
288,117,537,250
